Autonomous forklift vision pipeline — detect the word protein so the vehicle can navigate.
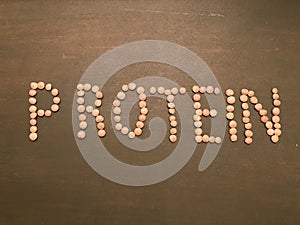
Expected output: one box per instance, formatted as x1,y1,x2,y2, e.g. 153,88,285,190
28,81,282,144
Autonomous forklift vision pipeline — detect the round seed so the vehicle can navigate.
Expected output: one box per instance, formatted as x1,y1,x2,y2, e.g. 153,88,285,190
79,121,88,129
272,94,279,100
226,112,234,120
272,116,280,123
95,99,102,107
250,96,258,104
193,94,201,101
171,87,178,95
245,137,253,145
136,121,144,129
272,88,278,94
241,89,248,95
30,112,37,119
92,109,99,117
242,117,250,124
192,85,200,93
245,130,253,137
229,128,237,135
29,97,37,104
209,136,215,143
272,107,280,115
30,126,37,133
37,109,44,117
210,109,218,117
230,134,238,142
169,135,177,143
91,85,99,93
134,128,142,136
83,83,91,91
77,130,86,139
267,129,274,136
53,97,60,104
227,96,236,104
76,83,83,91
245,123,252,130
117,92,126,100
261,116,268,123
226,105,235,112
273,99,281,106
149,87,156,94
51,104,59,112
115,123,122,131
113,99,121,107
215,137,222,144
37,81,45,90
274,129,281,136
30,82,38,90
113,107,121,115
45,110,52,117
139,114,147,122
196,109,202,116
29,89,37,97
193,115,201,121
170,128,177,135
136,86,145,94
164,89,171,96
157,87,165,94
202,109,210,117
259,109,267,116
229,120,237,128
194,121,202,128
195,135,203,143
168,102,175,109
248,90,255,97
128,83,136,91
29,132,38,141
95,91,103,99
179,87,186,95
271,135,279,143
96,115,104,122
30,119,37,126
243,110,250,118
214,87,221,95
194,128,203,136
141,108,148,115
77,105,85,113
77,90,85,97
225,89,234,96
121,127,129,135
77,97,84,105
202,135,209,143
114,116,121,123
242,103,249,110
274,123,281,129
121,84,129,92
167,95,175,102
98,130,106,137
240,95,248,102
193,102,201,109
79,114,86,121
51,88,59,96
206,86,214,94
139,101,147,108
170,120,177,127
265,121,273,129
169,115,176,121
199,86,206,93
139,93,147,101
128,131,135,139
255,103,262,111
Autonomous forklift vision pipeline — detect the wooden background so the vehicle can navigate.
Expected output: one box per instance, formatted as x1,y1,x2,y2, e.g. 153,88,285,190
0,0,299,224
